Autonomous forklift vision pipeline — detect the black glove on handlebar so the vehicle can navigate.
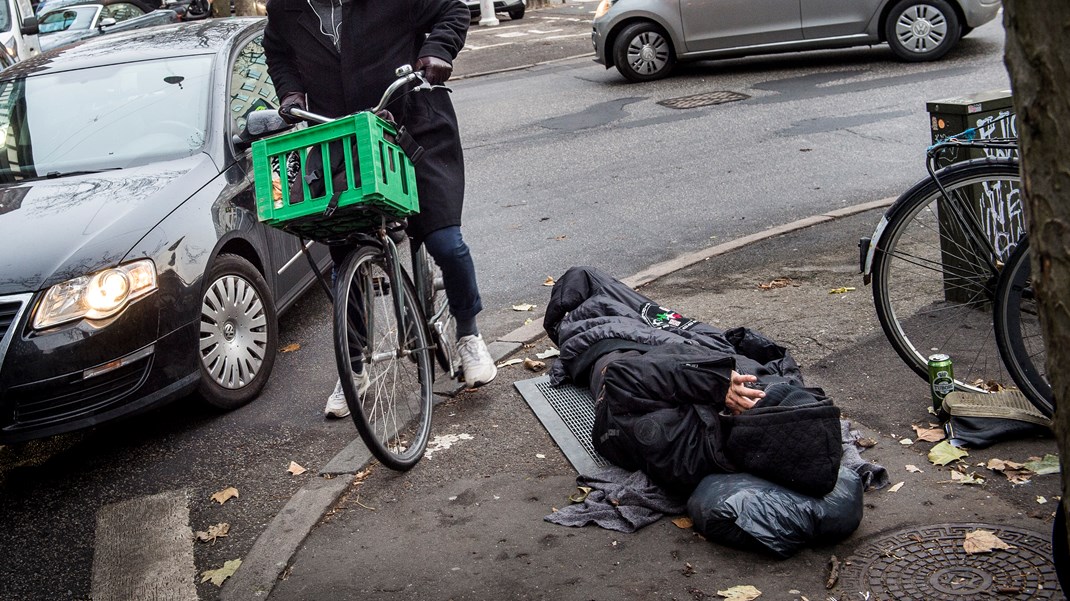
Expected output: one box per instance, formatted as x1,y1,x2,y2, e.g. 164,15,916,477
414,56,452,85
279,91,307,125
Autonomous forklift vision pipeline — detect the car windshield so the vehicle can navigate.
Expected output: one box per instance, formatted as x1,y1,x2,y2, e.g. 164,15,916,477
39,6,97,33
0,55,212,181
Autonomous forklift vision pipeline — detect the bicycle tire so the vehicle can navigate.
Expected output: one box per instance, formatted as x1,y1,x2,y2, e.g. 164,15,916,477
993,238,1053,417
334,245,433,470
872,158,1023,395
414,244,458,379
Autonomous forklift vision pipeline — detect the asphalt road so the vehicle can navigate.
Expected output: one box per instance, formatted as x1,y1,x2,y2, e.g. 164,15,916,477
0,9,1015,600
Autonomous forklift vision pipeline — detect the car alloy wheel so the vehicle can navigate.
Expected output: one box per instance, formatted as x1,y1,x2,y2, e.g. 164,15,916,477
885,0,961,61
613,22,676,82
197,254,278,410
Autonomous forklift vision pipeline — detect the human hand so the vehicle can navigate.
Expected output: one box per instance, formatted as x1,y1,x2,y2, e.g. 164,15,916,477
725,371,764,415
279,91,306,124
415,56,453,85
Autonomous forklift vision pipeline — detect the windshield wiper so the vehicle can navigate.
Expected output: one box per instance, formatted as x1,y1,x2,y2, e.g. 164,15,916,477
44,168,123,178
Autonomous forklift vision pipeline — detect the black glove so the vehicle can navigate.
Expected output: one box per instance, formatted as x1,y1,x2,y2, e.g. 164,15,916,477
414,56,452,85
375,108,395,123
279,91,306,124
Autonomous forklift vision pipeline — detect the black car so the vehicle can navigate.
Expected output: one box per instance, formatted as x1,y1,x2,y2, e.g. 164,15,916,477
0,18,327,442
465,0,524,20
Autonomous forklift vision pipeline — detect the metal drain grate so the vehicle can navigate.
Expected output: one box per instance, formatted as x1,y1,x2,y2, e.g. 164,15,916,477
658,90,750,109
515,375,610,474
837,523,1062,599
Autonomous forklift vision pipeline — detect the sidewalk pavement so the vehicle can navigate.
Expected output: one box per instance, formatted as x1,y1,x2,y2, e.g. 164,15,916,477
223,8,1063,600
225,202,1062,601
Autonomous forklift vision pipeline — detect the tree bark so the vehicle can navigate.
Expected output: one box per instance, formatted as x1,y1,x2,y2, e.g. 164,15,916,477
1002,0,1070,558
231,0,257,16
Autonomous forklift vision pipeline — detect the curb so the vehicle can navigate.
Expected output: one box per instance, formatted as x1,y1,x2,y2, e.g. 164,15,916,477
220,197,895,600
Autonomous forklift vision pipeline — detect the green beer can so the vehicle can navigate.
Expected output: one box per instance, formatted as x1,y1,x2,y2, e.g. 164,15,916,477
928,353,955,415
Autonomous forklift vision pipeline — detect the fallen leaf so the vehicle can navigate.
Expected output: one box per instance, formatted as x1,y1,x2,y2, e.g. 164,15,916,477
681,562,696,577
928,441,968,466
523,358,546,372
717,585,762,600
279,343,301,353
757,277,793,290
287,461,307,476
195,523,230,544
950,470,985,485
200,558,242,586
567,486,593,503
829,286,856,294
1023,454,1061,475
535,453,546,459
855,437,877,448
970,378,1005,392
899,438,914,446
888,481,905,493
963,529,1011,554
906,465,923,473
210,487,239,505
912,424,945,442
672,516,693,529
535,348,561,360
986,458,1026,472
1037,496,1048,504
543,276,555,287
496,358,523,368
550,235,567,241
825,555,839,590
512,303,536,311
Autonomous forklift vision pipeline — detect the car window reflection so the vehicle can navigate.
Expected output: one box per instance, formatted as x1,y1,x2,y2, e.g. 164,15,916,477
0,55,213,182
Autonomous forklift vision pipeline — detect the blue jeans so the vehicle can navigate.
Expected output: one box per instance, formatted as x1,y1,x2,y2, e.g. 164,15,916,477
329,225,482,322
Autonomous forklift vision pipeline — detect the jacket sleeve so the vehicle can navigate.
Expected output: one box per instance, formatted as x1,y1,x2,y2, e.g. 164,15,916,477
415,0,469,63
263,0,304,98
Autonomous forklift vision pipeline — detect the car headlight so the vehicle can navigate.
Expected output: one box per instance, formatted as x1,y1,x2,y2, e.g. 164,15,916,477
594,0,616,19
33,259,158,329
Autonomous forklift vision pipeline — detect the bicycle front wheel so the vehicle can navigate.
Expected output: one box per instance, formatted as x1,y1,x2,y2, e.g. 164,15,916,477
334,246,434,471
872,158,1023,394
994,238,1053,417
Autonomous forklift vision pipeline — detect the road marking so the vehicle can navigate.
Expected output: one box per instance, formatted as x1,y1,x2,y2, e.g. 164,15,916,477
92,490,198,601
543,32,591,40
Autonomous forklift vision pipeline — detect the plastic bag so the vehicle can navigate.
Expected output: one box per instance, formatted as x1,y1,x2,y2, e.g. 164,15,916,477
686,466,863,558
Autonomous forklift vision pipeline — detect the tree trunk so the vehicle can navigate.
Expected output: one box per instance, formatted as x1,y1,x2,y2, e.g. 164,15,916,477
232,0,257,16
1002,0,1070,561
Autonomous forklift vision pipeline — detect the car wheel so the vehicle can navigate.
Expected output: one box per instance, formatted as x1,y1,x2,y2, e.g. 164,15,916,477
613,22,676,83
507,5,524,19
196,254,278,410
885,0,961,62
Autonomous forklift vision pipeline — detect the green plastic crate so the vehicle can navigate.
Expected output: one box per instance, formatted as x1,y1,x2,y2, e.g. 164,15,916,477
252,112,418,240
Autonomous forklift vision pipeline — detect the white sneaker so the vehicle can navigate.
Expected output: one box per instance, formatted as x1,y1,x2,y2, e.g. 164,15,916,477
324,370,370,418
457,334,497,388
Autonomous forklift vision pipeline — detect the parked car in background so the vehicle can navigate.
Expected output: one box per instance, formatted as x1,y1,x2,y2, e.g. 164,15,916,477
37,1,172,50
465,0,524,20
1,0,41,62
34,0,152,16
0,18,329,443
592,0,1003,82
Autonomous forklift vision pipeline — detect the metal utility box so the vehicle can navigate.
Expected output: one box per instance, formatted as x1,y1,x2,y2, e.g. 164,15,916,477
927,89,1017,167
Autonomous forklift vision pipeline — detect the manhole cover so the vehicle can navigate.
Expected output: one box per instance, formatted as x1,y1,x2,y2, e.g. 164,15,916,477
658,91,749,109
838,523,1062,600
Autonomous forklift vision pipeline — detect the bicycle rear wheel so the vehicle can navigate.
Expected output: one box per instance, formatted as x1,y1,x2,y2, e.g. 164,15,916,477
994,238,1053,417
872,159,1023,394
334,245,433,470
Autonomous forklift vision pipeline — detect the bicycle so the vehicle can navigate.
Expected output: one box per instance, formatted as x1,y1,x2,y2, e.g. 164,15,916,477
253,65,460,470
859,128,1052,417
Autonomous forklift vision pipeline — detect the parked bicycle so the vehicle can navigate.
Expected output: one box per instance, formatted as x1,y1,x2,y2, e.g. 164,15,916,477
248,66,460,470
859,128,1052,417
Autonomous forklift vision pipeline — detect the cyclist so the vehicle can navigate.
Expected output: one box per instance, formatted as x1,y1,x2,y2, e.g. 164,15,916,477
263,0,498,419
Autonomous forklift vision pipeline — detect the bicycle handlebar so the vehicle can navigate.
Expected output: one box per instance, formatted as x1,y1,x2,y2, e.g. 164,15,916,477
280,65,445,126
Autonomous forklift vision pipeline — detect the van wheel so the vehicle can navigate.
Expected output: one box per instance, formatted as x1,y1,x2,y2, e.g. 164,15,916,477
613,22,675,82
197,254,278,410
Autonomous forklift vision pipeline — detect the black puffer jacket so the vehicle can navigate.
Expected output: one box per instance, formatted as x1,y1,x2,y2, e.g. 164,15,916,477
544,266,842,497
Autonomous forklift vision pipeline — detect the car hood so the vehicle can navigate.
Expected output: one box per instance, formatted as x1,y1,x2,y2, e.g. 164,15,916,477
0,154,218,295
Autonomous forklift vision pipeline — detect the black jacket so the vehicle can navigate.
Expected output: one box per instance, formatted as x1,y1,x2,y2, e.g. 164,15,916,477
262,0,469,242
545,266,842,497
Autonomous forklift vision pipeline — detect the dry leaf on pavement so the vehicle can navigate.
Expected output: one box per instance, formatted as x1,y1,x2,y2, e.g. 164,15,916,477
543,276,555,286
717,585,762,600
899,438,914,446
523,358,546,371
210,487,239,505
949,470,984,485
195,523,230,544
912,424,945,442
200,558,242,586
1023,454,1060,475
855,437,877,448
757,277,793,290
496,358,523,368
279,343,301,353
672,516,693,529
888,481,905,493
963,529,1011,554
928,441,968,466
512,303,536,311
906,465,923,473
829,286,856,294
287,461,307,476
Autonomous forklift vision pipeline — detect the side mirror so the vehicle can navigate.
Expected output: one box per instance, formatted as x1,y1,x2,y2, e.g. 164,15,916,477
99,17,116,28
20,15,39,35
233,109,293,150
